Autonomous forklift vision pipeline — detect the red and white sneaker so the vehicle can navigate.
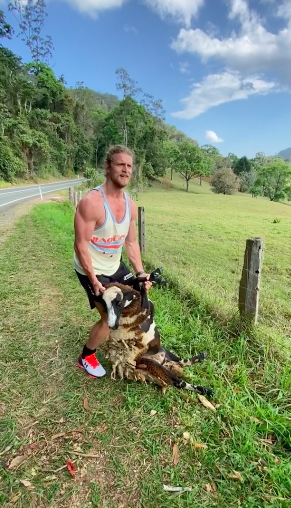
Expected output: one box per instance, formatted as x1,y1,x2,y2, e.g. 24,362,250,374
77,353,106,378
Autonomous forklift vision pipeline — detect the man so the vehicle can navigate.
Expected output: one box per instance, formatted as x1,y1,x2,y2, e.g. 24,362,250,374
73,145,152,378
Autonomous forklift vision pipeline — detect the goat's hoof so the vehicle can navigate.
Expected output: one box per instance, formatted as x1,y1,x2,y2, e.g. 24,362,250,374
191,352,208,363
197,386,214,398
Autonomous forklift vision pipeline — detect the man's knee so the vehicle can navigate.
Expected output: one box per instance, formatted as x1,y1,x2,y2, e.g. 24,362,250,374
95,302,108,325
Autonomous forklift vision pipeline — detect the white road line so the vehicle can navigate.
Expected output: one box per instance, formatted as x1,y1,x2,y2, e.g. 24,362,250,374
0,185,76,208
0,179,83,196
0,188,38,195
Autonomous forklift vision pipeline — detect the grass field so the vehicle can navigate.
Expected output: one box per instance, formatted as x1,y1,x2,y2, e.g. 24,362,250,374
139,174,291,347
0,184,291,507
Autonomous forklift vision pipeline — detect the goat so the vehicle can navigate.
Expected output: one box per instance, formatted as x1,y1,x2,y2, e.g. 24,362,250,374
100,272,213,398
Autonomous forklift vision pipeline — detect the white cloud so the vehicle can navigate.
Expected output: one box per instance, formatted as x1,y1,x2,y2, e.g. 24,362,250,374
171,70,278,119
169,0,291,118
171,0,291,83
49,0,204,24
59,0,127,16
205,130,224,143
179,61,190,74
143,0,204,28
124,25,137,34
277,0,291,22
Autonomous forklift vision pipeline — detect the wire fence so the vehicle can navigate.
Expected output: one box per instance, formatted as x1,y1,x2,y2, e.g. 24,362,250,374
137,206,290,342
65,189,290,342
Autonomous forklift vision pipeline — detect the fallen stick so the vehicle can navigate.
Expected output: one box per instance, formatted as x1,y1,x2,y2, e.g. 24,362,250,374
69,451,100,458
163,485,192,492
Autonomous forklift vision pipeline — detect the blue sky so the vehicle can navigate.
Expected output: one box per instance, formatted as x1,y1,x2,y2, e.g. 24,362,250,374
2,0,291,158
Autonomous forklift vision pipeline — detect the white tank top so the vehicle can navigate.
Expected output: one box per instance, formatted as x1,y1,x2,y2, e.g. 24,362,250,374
74,185,131,276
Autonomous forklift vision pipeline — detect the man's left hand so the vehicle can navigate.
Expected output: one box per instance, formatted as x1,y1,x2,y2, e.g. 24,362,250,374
137,272,152,291
143,274,152,292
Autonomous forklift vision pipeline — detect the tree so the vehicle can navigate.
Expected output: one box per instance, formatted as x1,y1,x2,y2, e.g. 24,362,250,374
8,0,53,63
201,144,221,157
141,93,165,120
165,124,195,144
211,168,240,195
0,138,25,180
162,140,180,180
200,147,216,184
0,9,13,39
174,141,205,192
252,152,267,167
228,152,239,169
115,67,142,100
239,170,257,193
233,156,252,175
92,109,107,168
254,159,291,201
25,62,66,112
115,69,141,146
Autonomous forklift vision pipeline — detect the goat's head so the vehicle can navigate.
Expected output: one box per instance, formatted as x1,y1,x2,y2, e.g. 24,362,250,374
101,284,138,330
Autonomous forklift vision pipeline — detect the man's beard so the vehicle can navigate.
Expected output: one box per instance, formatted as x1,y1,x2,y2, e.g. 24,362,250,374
111,174,129,189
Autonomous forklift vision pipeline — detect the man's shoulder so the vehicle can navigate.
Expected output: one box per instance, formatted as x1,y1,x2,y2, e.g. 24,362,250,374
76,188,103,220
83,187,104,205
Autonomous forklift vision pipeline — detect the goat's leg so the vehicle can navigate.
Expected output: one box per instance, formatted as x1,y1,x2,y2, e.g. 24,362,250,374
179,352,208,367
163,348,208,367
166,370,213,398
137,357,213,398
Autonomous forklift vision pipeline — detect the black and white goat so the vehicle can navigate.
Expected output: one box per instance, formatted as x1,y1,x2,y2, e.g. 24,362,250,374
101,271,213,397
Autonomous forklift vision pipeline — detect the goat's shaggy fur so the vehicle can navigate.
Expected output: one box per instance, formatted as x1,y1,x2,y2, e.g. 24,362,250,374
102,282,213,397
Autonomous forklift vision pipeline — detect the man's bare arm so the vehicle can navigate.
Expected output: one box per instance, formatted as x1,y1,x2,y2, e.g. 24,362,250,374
124,200,145,274
74,195,105,293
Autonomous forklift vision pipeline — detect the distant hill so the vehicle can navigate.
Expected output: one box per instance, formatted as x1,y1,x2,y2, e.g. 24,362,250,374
277,147,291,160
68,86,119,111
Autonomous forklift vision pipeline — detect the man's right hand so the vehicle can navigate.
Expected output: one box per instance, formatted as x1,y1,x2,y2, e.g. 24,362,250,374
91,279,106,297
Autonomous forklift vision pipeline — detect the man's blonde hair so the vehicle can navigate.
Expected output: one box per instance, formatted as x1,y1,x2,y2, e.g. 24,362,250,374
105,145,134,166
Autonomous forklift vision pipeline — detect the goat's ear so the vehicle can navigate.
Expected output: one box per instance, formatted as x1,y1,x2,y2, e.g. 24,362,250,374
140,284,149,309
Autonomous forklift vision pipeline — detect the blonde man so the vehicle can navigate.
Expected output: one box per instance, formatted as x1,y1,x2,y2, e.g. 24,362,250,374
74,145,152,378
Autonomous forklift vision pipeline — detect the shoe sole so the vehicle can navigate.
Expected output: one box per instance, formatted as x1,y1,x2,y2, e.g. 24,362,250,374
76,361,102,379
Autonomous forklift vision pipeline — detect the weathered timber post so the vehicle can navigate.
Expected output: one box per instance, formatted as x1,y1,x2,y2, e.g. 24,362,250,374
138,206,145,253
78,190,82,203
74,191,78,207
238,237,264,325
69,187,73,203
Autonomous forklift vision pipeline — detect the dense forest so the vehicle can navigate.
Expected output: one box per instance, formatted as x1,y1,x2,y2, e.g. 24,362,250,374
1,3,291,201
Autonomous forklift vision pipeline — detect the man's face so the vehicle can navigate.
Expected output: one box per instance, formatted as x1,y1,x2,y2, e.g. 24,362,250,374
107,152,133,189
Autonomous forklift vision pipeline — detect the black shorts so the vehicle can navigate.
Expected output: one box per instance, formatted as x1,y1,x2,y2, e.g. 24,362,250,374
75,261,136,310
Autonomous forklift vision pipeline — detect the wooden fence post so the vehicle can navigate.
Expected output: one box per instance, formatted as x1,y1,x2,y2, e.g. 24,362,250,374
138,206,145,253
78,190,82,203
238,237,264,325
69,187,73,203
74,191,78,207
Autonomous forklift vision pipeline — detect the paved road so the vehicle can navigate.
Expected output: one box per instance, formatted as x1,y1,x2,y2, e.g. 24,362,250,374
0,179,85,213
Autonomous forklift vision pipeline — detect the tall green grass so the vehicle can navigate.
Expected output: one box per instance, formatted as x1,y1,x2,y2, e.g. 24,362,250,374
139,176,291,348
0,200,290,507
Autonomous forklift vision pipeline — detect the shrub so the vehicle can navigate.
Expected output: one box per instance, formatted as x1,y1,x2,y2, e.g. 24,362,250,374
83,166,104,189
0,140,26,181
211,168,240,195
